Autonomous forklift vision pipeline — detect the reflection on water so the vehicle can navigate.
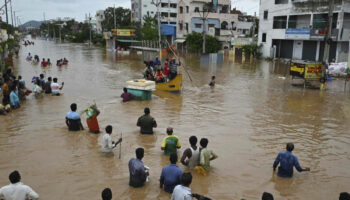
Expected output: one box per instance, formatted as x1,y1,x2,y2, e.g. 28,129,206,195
0,37,349,199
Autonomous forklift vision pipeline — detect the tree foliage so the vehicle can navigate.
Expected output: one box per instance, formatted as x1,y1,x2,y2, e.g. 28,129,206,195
185,32,221,53
141,12,158,41
241,44,262,59
101,7,131,31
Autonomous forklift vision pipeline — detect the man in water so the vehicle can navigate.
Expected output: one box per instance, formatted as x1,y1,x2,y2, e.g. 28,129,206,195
161,127,181,155
26,53,32,61
0,170,39,200
128,148,149,188
121,87,136,102
199,138,218,172
51,78,64,96
39,74,45,88
273,143,310,178
41,58,47,67
137,107,157,134
9,85,20,108
171,172,193,200
101,125,122,154
2,77,10,105
66,103,84,131
44,77,52,94
209,76,215,87
339,192,350,200
262,192,274,200
160,153,182,193
101,188,112,200
181,136,200,169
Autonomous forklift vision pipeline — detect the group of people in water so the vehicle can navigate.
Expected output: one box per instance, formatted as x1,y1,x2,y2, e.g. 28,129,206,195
143,56,179,83
26,53,68,67
0,68,64,115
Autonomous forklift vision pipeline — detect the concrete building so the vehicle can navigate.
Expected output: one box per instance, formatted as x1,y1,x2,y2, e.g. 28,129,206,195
95,10,105,34
258,0,350,62
176,0,255,48
131,0,178,25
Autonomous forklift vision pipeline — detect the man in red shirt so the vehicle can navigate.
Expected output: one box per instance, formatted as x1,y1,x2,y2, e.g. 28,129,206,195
41,58,47,67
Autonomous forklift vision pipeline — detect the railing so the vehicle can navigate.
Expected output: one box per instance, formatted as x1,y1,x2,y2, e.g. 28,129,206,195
310,28,338,40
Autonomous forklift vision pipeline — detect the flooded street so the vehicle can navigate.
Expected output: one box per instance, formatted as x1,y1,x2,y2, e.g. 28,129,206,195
1,37,350,200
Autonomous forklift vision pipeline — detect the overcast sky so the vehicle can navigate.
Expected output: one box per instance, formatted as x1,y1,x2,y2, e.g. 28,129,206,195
7,0,259,24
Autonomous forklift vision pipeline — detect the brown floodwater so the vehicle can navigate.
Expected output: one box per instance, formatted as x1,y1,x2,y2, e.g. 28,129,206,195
0,37,350,200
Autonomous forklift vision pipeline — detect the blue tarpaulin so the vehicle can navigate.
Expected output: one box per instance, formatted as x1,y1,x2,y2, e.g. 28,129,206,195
161,24,176,39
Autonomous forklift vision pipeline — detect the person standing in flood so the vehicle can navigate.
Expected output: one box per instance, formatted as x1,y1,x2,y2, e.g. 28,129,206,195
65,103,84,131
137,107,157,134
0,170,39,200
160,153,182,193
199,138,218,172
181,136,200,169
161,127,181,155
273,143,310,178
128,148,149,188
209,76,215,87
9,85,20,109
86,105,101,134
121,87,136,102
2,78,10,105
101,125,122,154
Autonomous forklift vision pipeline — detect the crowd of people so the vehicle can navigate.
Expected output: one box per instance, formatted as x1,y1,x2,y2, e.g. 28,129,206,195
26,53,68,67
143,56,179,83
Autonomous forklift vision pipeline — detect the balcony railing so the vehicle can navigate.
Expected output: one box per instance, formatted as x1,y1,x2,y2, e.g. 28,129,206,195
310,28,338,40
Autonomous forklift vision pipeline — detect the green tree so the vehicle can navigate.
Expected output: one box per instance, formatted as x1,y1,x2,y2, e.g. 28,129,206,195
185,32,221,53
141,12,158,41
102,7,131,31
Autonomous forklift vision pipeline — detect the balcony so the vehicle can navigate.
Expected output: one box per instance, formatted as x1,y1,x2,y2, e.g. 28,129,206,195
310,28,339,40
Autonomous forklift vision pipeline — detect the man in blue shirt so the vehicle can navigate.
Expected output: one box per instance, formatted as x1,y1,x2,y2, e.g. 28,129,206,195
273,143,310,178
65,103,84,131
160,153,182,193
129,148,148,188
9,85,20,108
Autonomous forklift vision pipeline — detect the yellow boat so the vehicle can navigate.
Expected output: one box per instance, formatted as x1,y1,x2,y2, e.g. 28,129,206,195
156,74,182,92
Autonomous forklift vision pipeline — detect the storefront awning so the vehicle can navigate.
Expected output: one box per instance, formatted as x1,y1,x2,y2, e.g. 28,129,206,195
116,39,141,43
175,39,186,43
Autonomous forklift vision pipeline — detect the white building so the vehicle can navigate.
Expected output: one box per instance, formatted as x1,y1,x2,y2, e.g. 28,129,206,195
176,0,254,48
258,0,350,62
95,10,105,34
131,0,178,25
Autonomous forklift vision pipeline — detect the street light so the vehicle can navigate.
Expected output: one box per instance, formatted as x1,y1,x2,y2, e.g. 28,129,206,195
198,3,212,54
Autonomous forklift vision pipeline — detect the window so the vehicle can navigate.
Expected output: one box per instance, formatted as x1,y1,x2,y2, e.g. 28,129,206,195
262,33,266,42
186,6,189,13
180,6,183,14
179,23,183,31
195,23,202,28
195,7,199,12
161,3,168,8
161,12,168,17
151,11,154,14
273,16,287,29
209,24,215,28
143,5,147,7
170,13,177,18
263,10,268,20
185,23,189,31
275,0,288,4
170,4,177,8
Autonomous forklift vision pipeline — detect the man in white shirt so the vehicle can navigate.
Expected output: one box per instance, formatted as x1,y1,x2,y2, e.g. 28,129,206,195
0,170,39,200
171,172,193,200
101,125,122,154
50,77,64,96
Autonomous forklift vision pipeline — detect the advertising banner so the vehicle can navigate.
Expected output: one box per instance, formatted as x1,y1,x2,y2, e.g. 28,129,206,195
290,62,305,78
304,64,323,79
111,29,136,37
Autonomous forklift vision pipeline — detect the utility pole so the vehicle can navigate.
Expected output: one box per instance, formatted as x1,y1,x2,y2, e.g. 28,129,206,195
13,11,15,27
151,0,162,58
199,4,210,54
4,0,8,24
9,0,13,27
321,0,334,88
114,4,116,29
89,13,92,46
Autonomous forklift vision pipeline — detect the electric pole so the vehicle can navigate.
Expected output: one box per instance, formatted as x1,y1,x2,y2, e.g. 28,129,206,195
10,0,13,27
13,11,15,27
89,13,92,46
322,0,334,70
114,4,116,29
4,0,8,24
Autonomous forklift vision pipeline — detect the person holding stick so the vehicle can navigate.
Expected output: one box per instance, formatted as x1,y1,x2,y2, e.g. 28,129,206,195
101,125,122,154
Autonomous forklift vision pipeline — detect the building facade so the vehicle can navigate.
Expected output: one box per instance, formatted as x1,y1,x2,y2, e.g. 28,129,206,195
176,0,254,48
131,0,178,25
95,10,105,34
258,0,350,62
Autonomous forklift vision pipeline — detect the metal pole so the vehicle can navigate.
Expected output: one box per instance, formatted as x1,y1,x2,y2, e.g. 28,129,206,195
202,15,206,54
59,26,61,43
322,0,334,71
13,11,15,27
157,0,161,58
9,0,13,27
4,0,8,28
89,13,92,46
114,4,116,29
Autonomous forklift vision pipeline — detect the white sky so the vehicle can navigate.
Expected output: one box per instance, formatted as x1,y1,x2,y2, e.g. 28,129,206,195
4,0,259,24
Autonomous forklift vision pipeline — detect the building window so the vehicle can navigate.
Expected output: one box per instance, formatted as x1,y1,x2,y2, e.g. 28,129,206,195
170,3,177,8
209,24,215,28
273,16,287,29
161,3,168,8
170,13,177,18
180,23,183,31
275,0,288,4
195,7,199,12
195,23,202,28
151,11,154,14
143,5,147,7
180,6,183,14
263,10,268,20
186,6,189,13
185,23,189,31
262,33,266,42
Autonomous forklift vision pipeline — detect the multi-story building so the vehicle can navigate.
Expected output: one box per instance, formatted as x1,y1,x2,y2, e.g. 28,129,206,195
95,10,105,34
258,0,350,62
131,0,178,25
176,0,254,48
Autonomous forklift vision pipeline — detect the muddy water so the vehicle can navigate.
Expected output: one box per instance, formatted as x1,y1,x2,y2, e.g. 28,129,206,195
0,37,350,200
